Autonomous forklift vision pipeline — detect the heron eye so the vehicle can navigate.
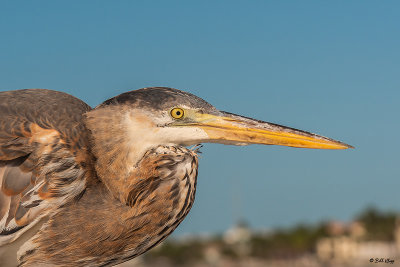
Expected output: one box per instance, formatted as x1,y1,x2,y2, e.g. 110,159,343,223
170,108,185,119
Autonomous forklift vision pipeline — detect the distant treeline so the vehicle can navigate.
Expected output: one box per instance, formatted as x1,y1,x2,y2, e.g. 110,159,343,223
143,207,398,264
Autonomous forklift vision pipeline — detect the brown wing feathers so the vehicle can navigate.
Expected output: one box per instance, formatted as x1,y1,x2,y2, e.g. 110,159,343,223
0,157,33,236
0,89,92,245
1,157,31,197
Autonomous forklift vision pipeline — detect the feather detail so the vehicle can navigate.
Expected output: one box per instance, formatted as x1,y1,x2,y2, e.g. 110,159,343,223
20,145,198,266
0,89,93,261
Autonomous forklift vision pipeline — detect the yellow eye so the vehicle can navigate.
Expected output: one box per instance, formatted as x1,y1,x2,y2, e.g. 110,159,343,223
170,108,185,119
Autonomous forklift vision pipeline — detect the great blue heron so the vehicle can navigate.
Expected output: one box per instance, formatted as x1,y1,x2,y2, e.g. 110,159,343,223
0,87,352,266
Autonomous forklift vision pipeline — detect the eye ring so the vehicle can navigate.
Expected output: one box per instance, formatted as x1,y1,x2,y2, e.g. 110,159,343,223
170,108,185,119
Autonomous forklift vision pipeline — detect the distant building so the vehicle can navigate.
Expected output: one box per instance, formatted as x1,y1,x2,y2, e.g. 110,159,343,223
317,218,400,263
223,220,252,257
223,220,251,245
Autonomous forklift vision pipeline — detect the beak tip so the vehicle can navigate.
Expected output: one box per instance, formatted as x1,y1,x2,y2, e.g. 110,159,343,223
335,142,354,150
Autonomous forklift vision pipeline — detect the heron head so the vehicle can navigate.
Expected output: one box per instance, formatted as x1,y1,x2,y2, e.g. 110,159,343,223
94,87,351,152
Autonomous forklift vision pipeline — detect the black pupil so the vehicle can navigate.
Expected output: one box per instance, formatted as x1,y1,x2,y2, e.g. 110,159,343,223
176,111,181,116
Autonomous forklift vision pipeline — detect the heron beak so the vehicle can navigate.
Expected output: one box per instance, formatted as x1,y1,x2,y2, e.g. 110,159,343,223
184,111,353,149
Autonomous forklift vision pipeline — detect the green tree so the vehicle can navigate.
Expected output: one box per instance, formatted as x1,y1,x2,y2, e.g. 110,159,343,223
356,207,397,241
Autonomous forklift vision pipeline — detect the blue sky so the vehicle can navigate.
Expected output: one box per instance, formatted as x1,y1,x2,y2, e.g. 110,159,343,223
1,1,399,235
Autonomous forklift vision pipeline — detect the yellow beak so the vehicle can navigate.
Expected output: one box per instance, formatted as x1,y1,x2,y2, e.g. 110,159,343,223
181,111,352,149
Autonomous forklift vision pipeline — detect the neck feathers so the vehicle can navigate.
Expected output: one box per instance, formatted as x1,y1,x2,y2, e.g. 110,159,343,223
85,106,155,200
